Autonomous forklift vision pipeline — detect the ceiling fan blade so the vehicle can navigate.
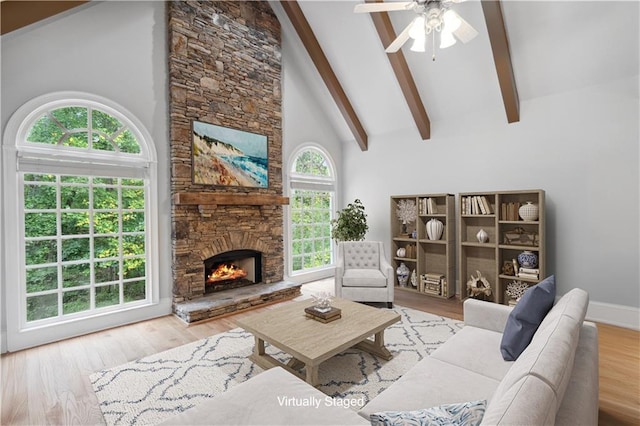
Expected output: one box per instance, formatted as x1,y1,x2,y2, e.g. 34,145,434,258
451,11,478,43
354,2,414,13
384,18,414,53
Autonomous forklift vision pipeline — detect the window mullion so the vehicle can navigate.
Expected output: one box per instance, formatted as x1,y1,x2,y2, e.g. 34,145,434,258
89,177,95,310
118,181,124,305
56,175,63,319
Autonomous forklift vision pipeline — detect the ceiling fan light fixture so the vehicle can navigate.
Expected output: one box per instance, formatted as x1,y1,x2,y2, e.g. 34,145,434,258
408,16,426,39
442,9,461,33
439,29,457,49
410,36,426,52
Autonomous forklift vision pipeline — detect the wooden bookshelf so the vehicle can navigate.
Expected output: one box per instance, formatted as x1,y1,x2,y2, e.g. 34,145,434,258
390,194,455,299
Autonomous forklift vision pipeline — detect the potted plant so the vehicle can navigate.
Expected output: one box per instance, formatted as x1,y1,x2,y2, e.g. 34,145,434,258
331,198,369,242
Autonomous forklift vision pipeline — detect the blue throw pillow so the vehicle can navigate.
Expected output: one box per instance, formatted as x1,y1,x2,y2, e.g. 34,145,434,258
500,275,556,361
370,400,487,426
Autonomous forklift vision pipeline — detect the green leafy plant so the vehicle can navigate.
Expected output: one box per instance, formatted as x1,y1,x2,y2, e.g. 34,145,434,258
331,199,369,242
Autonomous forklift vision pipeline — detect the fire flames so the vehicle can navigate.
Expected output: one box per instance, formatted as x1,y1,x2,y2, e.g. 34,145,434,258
207,262,247,283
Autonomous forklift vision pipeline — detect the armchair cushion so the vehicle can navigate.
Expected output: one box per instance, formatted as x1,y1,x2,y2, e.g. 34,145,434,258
343,269,388,288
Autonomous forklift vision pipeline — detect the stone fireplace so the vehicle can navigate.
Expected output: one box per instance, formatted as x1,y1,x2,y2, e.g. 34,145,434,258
168,1,301,323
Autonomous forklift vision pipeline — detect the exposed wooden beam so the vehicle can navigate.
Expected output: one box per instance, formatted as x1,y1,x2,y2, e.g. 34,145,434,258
1,1,88,35
481,0,520,123
365,0,431,140
280,1,368,151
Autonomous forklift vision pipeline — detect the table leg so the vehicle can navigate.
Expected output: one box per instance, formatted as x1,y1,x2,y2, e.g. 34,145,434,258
305,364,319,386
354,330,393,360
254,336,265,356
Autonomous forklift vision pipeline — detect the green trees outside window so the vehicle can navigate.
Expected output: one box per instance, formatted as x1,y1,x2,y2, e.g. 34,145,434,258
290,148,335,273
23,173,147,321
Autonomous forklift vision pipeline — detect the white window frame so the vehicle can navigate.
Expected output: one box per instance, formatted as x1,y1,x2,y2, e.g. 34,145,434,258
286,144,337,283
2,92,164,351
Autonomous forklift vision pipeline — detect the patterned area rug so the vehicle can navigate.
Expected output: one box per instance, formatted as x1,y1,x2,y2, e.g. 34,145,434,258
90,306,463,425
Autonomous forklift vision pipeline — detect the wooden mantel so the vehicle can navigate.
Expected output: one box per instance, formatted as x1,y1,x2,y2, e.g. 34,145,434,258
173,192,289,206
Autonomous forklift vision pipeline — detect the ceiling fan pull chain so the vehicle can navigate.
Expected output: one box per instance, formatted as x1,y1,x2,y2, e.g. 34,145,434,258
432,31,436,61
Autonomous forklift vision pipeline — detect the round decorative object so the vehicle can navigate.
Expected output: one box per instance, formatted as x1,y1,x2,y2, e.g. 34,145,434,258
476,228,489,243
518,202,539,221
426,218,444,240
517,251,538,268
396,247,406,258
410,269,418,288
396,262,410,287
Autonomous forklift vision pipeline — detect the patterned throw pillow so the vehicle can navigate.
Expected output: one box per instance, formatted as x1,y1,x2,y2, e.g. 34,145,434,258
370,400,487,426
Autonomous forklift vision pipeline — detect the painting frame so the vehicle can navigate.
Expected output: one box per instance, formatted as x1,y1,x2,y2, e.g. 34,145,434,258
191,120,269,188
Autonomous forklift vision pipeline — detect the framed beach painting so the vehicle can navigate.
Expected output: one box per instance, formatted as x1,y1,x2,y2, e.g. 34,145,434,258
191,120,268,188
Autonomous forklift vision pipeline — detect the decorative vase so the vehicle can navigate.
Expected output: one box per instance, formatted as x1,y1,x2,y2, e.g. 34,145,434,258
410,269,418,288
518,202,539,221
396,262,410,287
401,222,408,235
517,251,538,268
396,247,406,258
476,228,489,243
426,218,444,240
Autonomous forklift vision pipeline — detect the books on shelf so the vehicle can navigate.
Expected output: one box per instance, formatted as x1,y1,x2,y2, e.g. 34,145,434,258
461,196,492,215
517,267,539,279
400,244,417,259
419,197,439,215
500,202,525,221
419,273,446,297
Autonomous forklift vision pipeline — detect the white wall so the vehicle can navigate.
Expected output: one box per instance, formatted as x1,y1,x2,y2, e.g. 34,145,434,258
281,30,344,283
0,1,171,351
341,76,639,314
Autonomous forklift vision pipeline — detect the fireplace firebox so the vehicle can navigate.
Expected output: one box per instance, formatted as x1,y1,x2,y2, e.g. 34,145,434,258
204,250,262,293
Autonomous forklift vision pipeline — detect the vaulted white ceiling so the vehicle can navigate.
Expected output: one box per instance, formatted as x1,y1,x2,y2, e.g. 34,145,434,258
270,0,639,145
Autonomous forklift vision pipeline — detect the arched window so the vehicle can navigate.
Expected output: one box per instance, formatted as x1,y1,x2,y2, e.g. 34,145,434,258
288,146,336,275
3,92,159,349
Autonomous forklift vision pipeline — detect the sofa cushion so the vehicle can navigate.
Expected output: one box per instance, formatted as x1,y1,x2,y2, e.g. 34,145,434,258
431,326,513,381
359,357,500,420
371,400,487,426
159,367,368,425
500,275,556,361
343,269,388,287
481,375,558,425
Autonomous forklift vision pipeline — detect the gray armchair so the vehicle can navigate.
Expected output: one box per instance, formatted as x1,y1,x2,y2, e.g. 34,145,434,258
335,241,394,308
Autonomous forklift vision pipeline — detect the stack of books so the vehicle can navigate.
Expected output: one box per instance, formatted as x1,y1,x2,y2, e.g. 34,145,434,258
517,267,540,280
304,306,342,323
420,273,445,296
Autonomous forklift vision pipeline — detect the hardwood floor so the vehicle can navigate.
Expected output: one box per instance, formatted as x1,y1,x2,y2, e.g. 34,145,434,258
1,280,638,425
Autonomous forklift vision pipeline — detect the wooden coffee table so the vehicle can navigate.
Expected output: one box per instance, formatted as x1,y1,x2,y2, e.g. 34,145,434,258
235,298,401,386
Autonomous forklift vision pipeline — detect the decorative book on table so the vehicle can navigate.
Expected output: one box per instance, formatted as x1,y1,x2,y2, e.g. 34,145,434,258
304,306,342,323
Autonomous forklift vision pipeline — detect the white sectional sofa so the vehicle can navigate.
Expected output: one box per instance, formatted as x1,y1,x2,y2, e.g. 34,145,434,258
160,288,598,425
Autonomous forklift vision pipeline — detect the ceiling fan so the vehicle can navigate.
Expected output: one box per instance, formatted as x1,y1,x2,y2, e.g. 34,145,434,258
354,0,478,58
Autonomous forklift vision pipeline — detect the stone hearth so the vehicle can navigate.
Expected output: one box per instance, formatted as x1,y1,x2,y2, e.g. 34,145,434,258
173,281,301,323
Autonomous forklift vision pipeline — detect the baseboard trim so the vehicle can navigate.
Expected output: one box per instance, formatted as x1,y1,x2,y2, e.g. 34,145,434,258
586,300,640,331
